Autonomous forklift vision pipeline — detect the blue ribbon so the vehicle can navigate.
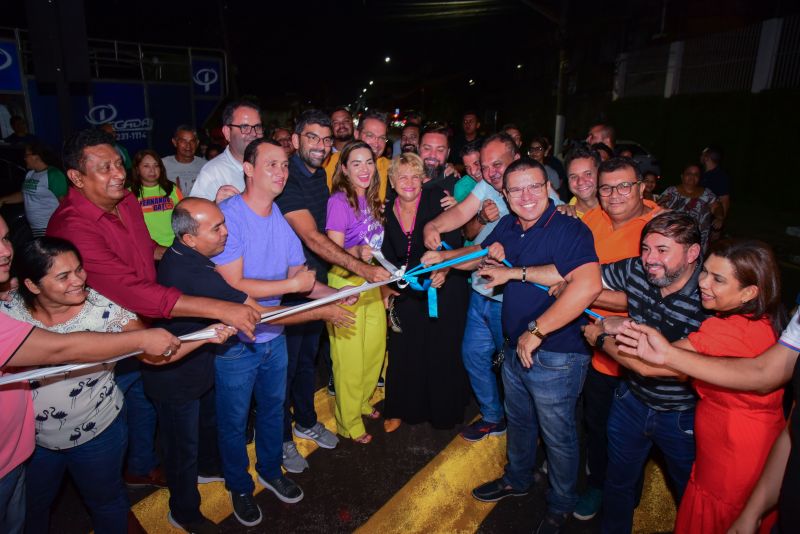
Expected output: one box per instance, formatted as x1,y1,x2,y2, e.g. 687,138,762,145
402,242,457,318
403,243,605,321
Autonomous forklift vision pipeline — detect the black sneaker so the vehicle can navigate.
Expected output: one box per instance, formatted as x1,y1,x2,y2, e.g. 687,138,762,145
327,376,336,396
228,491,262,527
536,511,569,534
167,511,219,534
460,418,507,442
258,474,304,504
471,478,528,502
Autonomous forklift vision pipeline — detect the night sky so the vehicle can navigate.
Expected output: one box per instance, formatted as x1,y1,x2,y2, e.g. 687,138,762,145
5,0,796,117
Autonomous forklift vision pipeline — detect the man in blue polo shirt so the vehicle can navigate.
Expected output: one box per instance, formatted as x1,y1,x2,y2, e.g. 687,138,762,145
467,158,601,534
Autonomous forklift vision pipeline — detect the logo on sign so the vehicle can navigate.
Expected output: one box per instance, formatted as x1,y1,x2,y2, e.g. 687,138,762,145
85,104,118,125
193,68,218,93
0,49,13,71
85,103,153,141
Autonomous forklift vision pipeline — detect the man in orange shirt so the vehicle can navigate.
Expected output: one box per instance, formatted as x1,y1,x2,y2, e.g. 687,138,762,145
518,156,663,520
576,157,662,519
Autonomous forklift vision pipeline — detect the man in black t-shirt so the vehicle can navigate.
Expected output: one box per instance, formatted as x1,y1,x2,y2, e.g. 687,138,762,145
145,198,250,531
449,110,484,165
700,145,731,236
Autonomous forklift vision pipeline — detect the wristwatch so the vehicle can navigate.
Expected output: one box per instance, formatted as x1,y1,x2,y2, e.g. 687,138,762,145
476,212,488,225
595,332,611,349
527,320,546,340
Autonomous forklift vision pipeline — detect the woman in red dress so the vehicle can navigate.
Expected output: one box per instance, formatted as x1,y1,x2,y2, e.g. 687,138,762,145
630,239,785,533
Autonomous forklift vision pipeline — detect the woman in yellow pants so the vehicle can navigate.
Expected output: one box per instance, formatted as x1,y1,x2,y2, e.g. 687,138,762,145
325,141,386,444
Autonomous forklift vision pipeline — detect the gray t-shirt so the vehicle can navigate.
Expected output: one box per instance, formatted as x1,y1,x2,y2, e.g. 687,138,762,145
22,168,67,232
162,155,207,195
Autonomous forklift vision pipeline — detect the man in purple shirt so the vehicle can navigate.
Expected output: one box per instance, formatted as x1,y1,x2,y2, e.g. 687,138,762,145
212,138,354,526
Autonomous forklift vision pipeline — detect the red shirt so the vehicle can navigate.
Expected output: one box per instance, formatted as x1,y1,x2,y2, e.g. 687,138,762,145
47,188,181,318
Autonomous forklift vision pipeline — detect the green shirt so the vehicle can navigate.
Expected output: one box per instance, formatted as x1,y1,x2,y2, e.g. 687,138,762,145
454,175,479,203
134,184,182,247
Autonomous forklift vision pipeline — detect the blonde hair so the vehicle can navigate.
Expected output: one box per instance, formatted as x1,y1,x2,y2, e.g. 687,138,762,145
389,152,425,187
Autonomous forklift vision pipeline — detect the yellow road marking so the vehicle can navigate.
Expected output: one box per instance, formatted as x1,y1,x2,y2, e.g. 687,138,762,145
356,429,506,534
132,387,384,531
357,427,676,534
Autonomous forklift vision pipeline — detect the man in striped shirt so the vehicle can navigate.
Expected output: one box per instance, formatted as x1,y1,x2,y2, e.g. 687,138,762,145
581,211,710,533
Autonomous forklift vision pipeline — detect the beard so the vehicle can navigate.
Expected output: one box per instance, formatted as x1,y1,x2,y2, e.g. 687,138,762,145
646,262,688,288
423,160,444,181
299,147,325,169
401,144,418,154
334,129,353,142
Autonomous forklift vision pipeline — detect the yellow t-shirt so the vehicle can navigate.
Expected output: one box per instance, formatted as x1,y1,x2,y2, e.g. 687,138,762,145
568,197,586,219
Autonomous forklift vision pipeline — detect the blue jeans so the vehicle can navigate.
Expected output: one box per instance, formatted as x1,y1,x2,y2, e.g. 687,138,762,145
461,291,505,423
154,387,220,524
115,369,159,476
601,382,696,534
283,320,323,441
215,337,287,494
0,464,25,534
25,413,129,534
501,346,589,515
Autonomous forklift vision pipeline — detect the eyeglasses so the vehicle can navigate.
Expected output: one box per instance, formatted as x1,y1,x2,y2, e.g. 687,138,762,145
227,123,264,135
301,132,334,147
361,131,389,143
505,182,548,198
597,181,641,197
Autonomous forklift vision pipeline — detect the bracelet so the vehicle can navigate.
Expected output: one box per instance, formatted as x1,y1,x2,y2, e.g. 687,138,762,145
521,266,527,283
476,212,488,225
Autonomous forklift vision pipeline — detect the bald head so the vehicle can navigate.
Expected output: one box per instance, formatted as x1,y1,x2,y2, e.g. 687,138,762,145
172,198,229,257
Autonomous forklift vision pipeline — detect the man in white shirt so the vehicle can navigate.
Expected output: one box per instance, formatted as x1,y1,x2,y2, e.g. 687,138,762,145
162,125,207,194
190,100,263,202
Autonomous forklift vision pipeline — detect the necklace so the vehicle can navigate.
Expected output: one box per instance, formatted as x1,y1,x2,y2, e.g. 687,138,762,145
394,195,421,271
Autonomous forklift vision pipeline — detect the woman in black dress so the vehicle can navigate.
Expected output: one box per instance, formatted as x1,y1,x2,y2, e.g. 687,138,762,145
381,153,470,431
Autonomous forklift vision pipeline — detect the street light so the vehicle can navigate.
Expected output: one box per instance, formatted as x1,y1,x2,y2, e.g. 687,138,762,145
369,80,374,85
362,88,367,93
516,64,523,69
384,56,391,63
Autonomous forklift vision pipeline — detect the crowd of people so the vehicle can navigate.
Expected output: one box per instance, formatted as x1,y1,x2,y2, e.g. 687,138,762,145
0,100,797,534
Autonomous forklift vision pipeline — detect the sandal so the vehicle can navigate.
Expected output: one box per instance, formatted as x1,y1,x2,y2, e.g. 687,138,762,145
383,418,401,433
354,433,372,444
365,409,381,420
